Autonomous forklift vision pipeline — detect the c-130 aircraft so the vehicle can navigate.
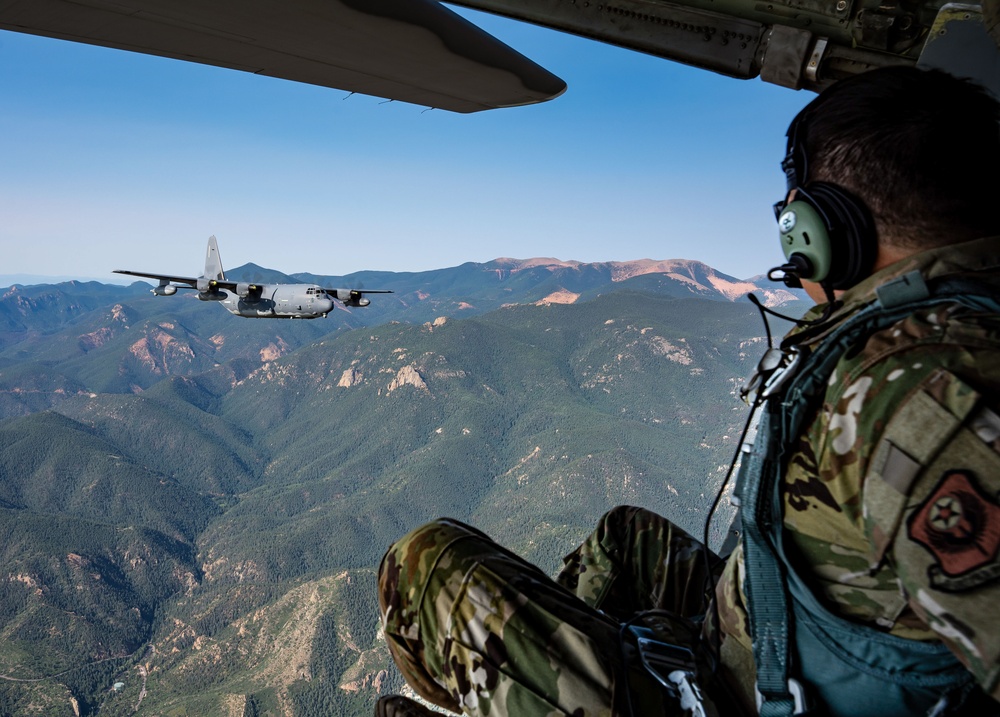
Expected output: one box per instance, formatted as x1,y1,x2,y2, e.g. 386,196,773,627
114,236,391,319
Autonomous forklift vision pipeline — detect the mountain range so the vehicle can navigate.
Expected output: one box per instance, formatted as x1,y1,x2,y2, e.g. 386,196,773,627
0,257,804,716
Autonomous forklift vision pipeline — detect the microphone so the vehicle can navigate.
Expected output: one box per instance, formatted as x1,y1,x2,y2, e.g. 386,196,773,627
766,255,813,288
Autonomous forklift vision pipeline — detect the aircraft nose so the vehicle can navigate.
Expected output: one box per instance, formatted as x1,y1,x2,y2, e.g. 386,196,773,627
317,299,334,314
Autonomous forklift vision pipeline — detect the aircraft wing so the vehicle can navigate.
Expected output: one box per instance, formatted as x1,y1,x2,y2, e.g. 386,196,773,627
4,0,995,108
449,0,1000,94
113,269,201,288
0,0,565,113
113,269,248,294
332,290,394,294
325,288,393,308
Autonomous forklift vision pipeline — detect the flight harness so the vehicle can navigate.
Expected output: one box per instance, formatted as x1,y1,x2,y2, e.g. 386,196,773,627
733,270,1000,717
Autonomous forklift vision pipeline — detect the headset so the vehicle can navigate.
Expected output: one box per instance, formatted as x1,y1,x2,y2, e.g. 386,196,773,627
770,98,878,291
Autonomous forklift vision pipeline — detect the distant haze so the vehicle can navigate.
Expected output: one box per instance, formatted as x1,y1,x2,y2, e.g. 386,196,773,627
0,256,781,290
0,274,135,287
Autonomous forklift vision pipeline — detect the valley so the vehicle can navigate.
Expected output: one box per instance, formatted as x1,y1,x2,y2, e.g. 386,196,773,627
0,257,803,715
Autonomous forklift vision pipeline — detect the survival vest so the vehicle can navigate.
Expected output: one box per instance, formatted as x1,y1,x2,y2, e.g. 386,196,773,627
734,271,1000,717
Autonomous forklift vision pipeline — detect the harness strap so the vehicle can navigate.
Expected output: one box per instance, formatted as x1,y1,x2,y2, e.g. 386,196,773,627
739,408,801,716
737,272,1000,717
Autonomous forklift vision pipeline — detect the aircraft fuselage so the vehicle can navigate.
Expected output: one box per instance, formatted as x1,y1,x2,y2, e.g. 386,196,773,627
211,284,335,319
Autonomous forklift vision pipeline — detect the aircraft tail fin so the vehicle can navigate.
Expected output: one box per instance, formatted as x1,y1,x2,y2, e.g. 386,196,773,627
204,235,225,281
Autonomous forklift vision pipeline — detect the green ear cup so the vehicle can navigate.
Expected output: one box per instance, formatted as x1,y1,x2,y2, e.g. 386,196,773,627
777,200,833,282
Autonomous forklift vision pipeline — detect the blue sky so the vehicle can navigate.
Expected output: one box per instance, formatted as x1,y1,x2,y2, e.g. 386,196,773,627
0,7,814,283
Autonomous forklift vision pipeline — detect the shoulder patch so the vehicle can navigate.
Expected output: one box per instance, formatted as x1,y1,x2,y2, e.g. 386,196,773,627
907,470,1000,592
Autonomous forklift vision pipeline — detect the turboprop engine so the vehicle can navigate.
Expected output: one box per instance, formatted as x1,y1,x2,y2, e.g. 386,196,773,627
152,282,177,296
196,277,227,301
331,289,370,307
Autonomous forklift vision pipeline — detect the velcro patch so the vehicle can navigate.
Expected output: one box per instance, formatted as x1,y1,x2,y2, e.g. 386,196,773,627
907,470,1000,592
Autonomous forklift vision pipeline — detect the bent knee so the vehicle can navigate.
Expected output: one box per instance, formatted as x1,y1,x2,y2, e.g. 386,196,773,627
599,504,644,526
598,505,681,538
378,518,489,618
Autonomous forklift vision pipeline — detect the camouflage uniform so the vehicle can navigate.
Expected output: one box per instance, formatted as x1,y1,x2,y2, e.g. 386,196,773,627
380,236,1000,715
714,235,1000,708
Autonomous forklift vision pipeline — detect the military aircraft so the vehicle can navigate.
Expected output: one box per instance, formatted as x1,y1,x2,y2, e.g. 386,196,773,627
114,236,391,319
1,0,997,112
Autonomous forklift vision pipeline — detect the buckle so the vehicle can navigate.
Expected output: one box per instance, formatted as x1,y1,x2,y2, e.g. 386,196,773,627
740,346,803,404
628,626,707,717
668,670,707,717
755,678,808,715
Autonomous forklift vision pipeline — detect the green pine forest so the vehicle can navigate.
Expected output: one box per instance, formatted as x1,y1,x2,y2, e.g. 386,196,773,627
0,260,802,715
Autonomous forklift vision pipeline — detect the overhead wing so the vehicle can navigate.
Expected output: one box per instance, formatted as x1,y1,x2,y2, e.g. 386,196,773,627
449,0,1000,94
0,0,565,113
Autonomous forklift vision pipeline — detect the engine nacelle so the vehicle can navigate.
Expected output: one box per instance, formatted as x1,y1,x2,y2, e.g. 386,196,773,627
334,289,370,307
236,282,253,298
152,283,177,296
198,290,228,302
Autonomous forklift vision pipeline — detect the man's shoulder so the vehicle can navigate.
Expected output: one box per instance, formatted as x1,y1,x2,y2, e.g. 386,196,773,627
837,297,1000,575
814,292,1000,495
828,296,1000,409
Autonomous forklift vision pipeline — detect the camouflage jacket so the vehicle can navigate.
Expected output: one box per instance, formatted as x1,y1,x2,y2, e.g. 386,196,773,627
714,235,1000,704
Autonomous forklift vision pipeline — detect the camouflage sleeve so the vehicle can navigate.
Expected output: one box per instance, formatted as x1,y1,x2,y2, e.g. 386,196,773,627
555,505,717,620
840,305,1000,701
864,367,1000,701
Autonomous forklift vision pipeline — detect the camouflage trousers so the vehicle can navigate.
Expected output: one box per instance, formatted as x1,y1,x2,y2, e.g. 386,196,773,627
377,506,720,716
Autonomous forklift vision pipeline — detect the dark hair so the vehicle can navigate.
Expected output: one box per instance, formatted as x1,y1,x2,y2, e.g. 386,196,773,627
800,66,1000,249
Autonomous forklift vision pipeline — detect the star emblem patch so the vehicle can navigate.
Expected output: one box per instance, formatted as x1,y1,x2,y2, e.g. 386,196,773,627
908,470,1000,592
928,495,962,531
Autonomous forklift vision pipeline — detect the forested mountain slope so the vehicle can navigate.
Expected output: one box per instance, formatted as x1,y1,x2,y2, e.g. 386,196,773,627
0,259,802,716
